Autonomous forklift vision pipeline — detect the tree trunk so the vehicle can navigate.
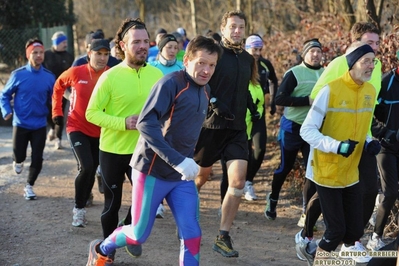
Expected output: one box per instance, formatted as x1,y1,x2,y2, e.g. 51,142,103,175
188,0,198,36
366,0,382,29
341,0,356,30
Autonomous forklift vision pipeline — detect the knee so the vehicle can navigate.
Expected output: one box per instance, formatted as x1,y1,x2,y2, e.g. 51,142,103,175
227,187,244,197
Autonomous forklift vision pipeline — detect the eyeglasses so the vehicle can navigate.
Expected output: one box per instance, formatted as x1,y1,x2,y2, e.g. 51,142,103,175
359,58,378,66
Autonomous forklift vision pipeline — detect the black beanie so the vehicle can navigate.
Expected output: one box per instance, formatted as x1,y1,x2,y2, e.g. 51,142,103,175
158,34,178,52
345,44,375,70
302,38,322,57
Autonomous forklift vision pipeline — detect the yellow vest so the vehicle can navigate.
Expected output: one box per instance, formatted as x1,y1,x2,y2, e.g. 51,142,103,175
312,71,375,188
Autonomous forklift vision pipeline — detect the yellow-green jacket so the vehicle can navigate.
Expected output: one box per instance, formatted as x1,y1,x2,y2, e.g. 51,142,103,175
86,61,163,154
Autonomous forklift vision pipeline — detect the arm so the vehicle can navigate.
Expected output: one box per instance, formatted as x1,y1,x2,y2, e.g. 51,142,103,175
136,79,185,167
85,74,126,131
274,70,310,106
0,72,17,119
52,69,72,118
300,85,341,153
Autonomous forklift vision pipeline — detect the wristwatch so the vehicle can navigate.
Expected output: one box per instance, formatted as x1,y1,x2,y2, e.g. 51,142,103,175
210,97,217,104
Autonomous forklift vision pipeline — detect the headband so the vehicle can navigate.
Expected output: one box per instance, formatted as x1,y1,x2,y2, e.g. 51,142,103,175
346,44,375,70
52,35,67,46
245,35,263,49
26,42,44,59
121,21,144,39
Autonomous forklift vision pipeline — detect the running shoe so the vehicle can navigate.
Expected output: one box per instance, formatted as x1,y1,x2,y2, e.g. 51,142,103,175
24,184,37,200
212,235,239,257
13,161,23,174
366,234,386,250
86,239,113,266
72,207,87,227
295,239,314,266
264,192,277,220
243,181,257,201
340,241,371,263
156,203,165,218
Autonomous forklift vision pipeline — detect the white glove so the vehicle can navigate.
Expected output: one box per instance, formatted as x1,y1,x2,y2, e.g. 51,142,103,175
174,158,199,181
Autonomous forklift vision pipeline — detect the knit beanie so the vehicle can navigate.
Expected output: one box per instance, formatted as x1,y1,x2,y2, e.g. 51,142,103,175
302,38,322,57
345,44,374,70
158,34,178,52
245,35,263,49
51,31,67,46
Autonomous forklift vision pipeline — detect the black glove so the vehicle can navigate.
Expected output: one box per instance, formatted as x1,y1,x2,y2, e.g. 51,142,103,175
337,139,359,158
383,129,398,144
251,112,261,122
270,101,276,115
365,140,381,156
211,99,235,120
52,116,64,126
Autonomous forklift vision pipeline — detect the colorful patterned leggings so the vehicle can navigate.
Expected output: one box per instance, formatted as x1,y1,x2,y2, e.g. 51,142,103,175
100,169,201,265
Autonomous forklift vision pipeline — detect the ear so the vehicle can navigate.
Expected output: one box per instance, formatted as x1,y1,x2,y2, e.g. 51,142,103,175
119,40,126,51
183,55,188,68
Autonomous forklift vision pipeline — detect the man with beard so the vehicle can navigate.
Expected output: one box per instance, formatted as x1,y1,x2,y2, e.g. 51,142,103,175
86,18,163,263
193,10,257,258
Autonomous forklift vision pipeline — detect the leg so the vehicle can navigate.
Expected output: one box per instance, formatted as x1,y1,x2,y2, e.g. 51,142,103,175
195,166,212,191
99,151,132,238
221,159,246,231
341,183,364,244
69,132,98,208
246,116,266,183
167,181,201,266
12,126,29,165
27,127,46,186
358,149,378,228
220,158,228,204
302,190,321,239
316,185,345,252
99,172,171,255
374,152,398,237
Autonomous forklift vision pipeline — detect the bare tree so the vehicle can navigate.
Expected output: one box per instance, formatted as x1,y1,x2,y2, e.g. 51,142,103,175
188,0,198,36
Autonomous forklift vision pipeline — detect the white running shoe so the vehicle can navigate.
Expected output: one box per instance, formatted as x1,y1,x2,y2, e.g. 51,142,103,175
24,184,37,200
295,230,307,261
156,203,165,219
72,207,87,227
367,233,386,250
297,213,306,227
47,129,55,141
340,241,372,263
13,161,24,174
54,139,63,150
243,181,257,201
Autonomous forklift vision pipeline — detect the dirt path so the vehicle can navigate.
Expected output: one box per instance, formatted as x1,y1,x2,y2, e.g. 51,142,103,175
0,120,327,266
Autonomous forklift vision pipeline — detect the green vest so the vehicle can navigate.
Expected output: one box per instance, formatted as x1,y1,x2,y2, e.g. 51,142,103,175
284,63,324,124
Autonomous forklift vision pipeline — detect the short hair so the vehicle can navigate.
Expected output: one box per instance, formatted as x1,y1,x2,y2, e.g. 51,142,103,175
184,35,223,62
114,18,149,60
220,10,246,28
351,22,380,41
25,38,43,49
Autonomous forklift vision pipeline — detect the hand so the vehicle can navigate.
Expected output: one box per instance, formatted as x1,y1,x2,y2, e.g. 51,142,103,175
337,139,359,158
270,101,276,115
52,116,63,126
365,140,381,156
4,113,12,120
174,158,199,181
211,99,235,120
251,112,261,122
383,129,398,144
125,115,139,130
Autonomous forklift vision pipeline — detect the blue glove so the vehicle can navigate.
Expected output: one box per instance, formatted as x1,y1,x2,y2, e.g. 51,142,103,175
365,140,381,156
337,139,359,158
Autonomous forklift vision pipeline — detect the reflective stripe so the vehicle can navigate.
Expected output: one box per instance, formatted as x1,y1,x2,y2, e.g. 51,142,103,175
327,107,374,113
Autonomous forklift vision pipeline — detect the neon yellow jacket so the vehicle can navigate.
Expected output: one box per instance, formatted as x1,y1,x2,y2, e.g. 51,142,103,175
86,61,163,154
246,82,265,138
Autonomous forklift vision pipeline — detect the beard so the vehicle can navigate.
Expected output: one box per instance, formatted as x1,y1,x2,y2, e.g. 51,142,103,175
126,50,147,67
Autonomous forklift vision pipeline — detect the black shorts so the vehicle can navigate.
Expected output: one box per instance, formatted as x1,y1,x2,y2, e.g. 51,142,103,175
194,128,248,167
